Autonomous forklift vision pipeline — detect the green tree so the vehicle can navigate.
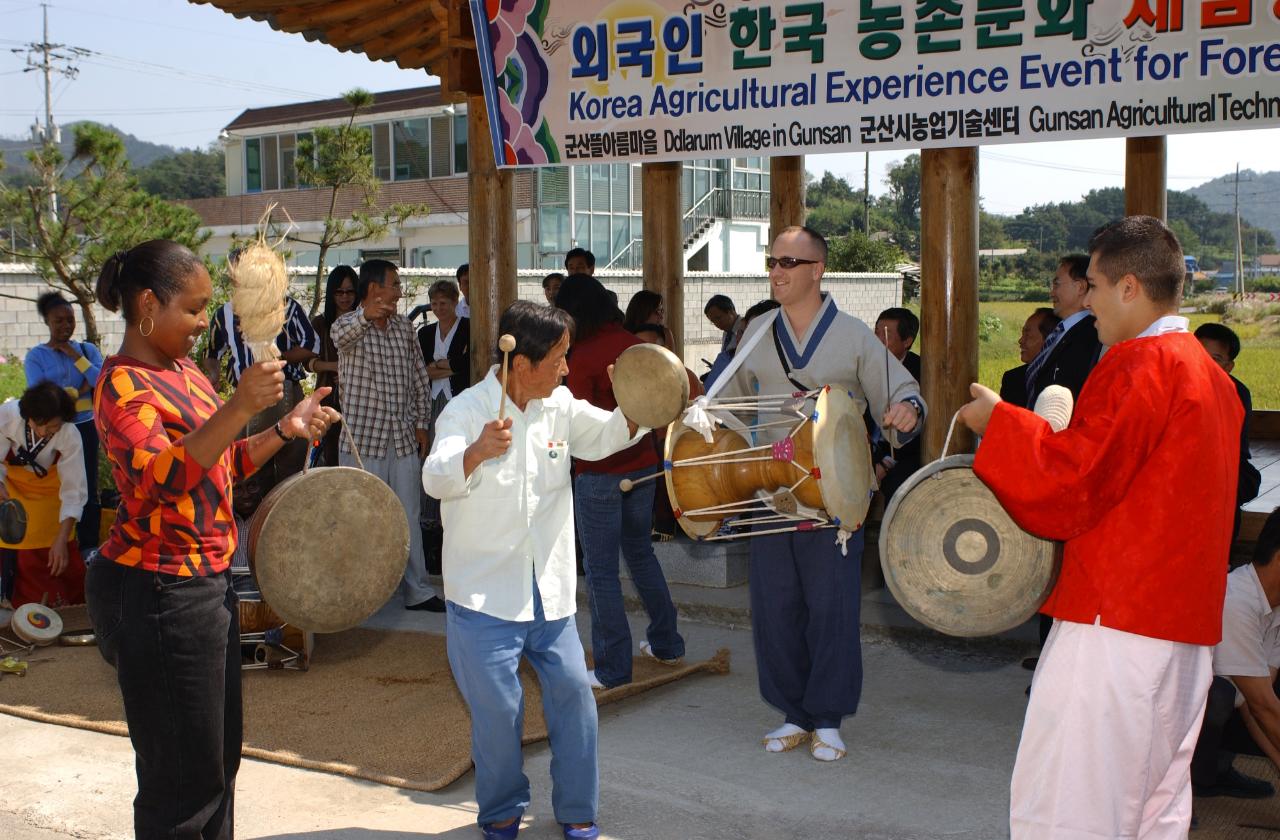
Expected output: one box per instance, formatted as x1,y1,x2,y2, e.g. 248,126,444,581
0,123,208,344
292,88,430,316
826,230,906,273
136,146,225,199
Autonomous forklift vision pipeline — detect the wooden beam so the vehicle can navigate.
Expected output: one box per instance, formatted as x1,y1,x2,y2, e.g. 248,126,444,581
769,156,805,243
919,147,980,461
466,93,517,386
272,0,391,29
1125,136,1167,220
321,1,431,46
448,0,484,95
194,0,330,13
642,162,684,356
363,21,438,62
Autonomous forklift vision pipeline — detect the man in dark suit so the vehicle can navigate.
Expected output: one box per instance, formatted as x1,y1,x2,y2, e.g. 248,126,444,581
873,308,922,503
1000,308,1061,408
1025,254,1103,407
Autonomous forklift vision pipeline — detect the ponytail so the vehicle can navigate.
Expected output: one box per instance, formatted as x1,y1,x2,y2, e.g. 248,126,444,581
94,240,201,322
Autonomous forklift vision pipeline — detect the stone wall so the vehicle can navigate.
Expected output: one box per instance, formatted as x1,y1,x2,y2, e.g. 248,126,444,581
0,264,902,373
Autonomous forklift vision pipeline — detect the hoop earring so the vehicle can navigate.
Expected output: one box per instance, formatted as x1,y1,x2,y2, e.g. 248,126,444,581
139,316,155,338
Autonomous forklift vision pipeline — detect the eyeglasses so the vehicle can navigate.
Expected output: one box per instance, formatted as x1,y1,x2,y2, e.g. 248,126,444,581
766,256,819,270
334,289,356,296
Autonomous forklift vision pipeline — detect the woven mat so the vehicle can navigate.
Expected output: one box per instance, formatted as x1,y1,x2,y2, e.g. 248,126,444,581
0,610,729,792
1192,756,1280,839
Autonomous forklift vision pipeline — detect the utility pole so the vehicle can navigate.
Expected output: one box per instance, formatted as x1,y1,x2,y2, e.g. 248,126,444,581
863,152,870,234
13,4,82,217
1234,164,1244,297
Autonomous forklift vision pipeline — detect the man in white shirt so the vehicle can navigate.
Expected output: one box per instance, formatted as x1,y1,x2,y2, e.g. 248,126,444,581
1191,509,1280,799
423,301,643,840
455,263,471,318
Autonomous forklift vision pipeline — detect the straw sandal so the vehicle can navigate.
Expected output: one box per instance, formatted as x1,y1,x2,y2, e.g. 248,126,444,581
810,734,847,762
762,729,811,753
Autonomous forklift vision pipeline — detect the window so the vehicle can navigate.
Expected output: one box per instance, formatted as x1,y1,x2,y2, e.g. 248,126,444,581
392,118,429,181
279,134,296,190
245,138,262,192
261,136,279,191
453,114,468,174
295,131,313,187
372,123,391,181
429,116,451,178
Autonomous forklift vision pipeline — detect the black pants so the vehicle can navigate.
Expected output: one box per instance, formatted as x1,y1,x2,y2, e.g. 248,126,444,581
1191,674,1278,786
75,418,101,549
87,561,242,839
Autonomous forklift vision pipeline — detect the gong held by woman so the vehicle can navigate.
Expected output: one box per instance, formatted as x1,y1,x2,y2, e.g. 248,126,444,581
86,239,339,838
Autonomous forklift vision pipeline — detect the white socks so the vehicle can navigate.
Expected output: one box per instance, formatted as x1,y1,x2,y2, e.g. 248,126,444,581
763,723,807,752
812,728,846,761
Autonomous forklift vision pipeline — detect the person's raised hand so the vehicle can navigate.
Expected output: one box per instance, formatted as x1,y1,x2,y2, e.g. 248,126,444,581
957,383,1001,437
232,360,286,415
469,418,513,463
280,387,339,441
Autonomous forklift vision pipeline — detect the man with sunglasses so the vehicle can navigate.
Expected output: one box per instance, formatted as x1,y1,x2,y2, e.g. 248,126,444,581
716,225,925,762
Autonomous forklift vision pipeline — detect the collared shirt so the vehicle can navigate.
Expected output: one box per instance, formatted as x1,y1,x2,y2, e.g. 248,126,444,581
0,400,86,524
423,368,644,622
456,296,470,318
1057,308,1091,335
1136,314,1189,338
720,316,743,355
208,297,320,384
24,341,104,423
332,307,431,459
1214,564,1280,688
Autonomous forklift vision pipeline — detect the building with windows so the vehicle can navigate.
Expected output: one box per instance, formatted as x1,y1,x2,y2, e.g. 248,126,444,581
185,85,772,273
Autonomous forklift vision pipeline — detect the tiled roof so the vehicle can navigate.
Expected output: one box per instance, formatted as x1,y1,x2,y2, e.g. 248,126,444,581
225,86,450,132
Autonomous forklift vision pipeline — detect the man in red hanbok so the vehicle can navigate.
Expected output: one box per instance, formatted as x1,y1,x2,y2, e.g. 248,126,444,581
959,215,1242,839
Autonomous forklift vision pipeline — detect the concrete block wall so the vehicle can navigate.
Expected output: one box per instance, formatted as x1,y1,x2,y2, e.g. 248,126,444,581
2,264,901,376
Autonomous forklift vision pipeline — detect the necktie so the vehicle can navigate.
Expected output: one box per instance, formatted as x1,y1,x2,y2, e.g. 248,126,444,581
1025,322,1066,393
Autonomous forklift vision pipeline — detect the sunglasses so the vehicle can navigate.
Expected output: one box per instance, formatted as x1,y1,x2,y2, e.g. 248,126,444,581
334,289,356,296
766,256,819,270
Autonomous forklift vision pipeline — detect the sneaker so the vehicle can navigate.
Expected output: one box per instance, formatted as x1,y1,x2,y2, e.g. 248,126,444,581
1194,767,1276,799
586,670,605,690
639,641,684,666
407,596,446,613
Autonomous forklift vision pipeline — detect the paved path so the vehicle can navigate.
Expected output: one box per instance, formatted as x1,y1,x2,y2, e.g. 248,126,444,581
0,607,1027,840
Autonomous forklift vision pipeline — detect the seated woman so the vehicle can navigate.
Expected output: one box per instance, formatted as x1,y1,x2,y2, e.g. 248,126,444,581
0,382,87,607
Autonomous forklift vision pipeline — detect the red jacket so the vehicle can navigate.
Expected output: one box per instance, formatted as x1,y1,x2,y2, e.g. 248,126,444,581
974,331,1241,646
565,323,659,475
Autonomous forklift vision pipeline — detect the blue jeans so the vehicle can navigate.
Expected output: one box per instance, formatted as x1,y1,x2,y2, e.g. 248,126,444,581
446,583,598,827
574,469,683,687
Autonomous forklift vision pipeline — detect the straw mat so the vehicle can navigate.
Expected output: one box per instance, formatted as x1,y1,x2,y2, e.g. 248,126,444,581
0,610,729,792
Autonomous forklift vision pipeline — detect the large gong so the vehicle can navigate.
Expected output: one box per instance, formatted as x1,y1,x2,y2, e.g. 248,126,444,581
879,454,1060,638
247,467,408,634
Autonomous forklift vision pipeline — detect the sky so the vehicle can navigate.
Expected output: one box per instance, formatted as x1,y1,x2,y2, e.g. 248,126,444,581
2,0,1277,218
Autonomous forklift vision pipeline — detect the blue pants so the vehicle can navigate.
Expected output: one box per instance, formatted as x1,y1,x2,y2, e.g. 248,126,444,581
748,527,864,730
574,469,684,687
446,583,598,827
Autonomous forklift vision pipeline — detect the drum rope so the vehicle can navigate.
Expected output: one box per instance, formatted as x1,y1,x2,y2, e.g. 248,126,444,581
301,378,365,474
939,410,963,463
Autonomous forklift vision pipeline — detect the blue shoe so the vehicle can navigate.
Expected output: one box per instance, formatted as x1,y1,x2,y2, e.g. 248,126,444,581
480,819,520,839
562,823,599,840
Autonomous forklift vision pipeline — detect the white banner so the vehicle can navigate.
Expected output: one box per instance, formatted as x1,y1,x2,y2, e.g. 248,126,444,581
469,0,1280,166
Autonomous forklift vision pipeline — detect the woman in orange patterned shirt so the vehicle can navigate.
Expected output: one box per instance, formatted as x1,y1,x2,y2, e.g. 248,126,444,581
87,239,338,839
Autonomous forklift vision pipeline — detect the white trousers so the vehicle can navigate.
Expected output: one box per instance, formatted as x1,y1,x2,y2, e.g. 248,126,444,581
1010,619,1212,840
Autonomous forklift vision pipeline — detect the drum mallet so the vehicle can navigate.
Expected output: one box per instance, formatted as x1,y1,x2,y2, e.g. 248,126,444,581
497,334,517,421
618,470,666,492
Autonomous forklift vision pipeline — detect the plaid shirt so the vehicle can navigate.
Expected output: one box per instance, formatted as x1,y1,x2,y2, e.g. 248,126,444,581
332,307,431,459
208,297,319,384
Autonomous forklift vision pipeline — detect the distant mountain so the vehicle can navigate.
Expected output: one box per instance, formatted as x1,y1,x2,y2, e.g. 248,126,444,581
1,122,181,178
1187,169,1280,251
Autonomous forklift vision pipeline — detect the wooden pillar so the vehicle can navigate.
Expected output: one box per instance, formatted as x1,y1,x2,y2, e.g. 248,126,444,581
770,155,805,243
919,147,979,461
1125,136,1167,220
642,161,684,355
467,95,518,385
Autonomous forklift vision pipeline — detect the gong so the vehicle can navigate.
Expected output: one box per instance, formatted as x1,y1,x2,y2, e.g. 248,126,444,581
247,466,409,634
879,454,1060,638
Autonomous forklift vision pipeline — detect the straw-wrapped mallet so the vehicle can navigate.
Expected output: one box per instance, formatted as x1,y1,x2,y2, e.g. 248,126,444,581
229,240,289,362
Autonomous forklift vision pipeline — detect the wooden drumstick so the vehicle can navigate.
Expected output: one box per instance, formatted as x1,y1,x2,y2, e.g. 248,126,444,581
619,470,666,492
497,334,516,421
